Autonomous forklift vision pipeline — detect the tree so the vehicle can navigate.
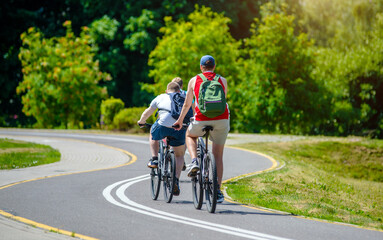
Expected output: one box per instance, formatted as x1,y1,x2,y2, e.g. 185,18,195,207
147,5,241,95
313,13,383,137
17,21,110,128
0,0,270,127
233,3,330,133
298,0,383,48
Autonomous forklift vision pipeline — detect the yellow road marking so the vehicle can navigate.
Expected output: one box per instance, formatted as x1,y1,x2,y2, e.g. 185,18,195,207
0,137,138,240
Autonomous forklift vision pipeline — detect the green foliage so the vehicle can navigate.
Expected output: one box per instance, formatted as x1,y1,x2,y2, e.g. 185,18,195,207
2,0,383,137
299,0,383,48
147,5,241,95
0,0,276,128
17,21,110,129
89,15,120,42
113,107,156,131
233,3,330,133
313,13,383,137
100,97,125,127
124,9,161,53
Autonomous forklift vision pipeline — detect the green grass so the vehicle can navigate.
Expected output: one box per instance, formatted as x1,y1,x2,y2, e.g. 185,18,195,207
225,138,383,230
0,138,61,169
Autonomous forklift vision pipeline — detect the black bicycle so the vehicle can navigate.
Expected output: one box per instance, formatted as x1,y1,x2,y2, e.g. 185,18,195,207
191,125,218,213
139,123,176,203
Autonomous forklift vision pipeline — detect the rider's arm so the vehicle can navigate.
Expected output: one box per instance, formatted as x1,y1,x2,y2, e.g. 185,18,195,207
137,106,156,125
173,77,195,129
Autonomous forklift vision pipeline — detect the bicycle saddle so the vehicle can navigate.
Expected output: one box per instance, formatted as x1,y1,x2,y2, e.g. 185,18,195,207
202,126,214,132
164,135,177,140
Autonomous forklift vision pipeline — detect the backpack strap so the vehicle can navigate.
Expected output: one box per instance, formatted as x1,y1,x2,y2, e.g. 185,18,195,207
198,73,220,82
213,74,220,82
198,73,208,82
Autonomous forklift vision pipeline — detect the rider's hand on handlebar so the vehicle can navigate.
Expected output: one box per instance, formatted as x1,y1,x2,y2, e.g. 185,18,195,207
172,120,182,131
137,120,146,127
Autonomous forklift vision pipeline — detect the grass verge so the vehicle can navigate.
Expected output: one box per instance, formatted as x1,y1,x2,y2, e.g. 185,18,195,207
0,138,61,169
225,138,383,230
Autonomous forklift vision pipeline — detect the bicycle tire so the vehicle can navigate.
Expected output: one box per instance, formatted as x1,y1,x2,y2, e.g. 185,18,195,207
192,141,204,209
163,150,176,203
150,168,161,200
205,152,218,213
150,140,164,200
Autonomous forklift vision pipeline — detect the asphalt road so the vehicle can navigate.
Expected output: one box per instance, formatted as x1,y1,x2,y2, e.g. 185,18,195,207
0,129,382,240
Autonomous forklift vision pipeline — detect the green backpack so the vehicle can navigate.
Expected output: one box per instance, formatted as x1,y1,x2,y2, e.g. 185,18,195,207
198,73,226,118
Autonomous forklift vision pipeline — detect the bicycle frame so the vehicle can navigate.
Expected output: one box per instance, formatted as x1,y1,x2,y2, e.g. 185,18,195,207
193,126,218,213
159,138,171,180
199,133,210,186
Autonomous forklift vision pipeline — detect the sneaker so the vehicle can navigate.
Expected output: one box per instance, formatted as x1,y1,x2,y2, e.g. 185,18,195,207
217,189,224,203
147,159,158,168
187,159,200,177
173,178,180,196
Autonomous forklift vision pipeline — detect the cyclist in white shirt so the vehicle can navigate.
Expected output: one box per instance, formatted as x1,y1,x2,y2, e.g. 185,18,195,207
137,81,187,196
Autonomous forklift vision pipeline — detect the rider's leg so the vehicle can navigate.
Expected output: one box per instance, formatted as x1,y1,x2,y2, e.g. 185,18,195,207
186,130,198,159
149,131,159,158
212,143,225,186
185,130,200,177
172,145,186,179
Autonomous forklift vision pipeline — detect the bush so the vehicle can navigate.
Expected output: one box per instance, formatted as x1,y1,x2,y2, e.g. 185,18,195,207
233,3,330,134
100,97,124,128
113,107,156,132
17,21,110,128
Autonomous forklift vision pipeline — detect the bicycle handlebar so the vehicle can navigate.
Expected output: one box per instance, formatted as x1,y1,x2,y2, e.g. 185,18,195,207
139,123,188,130
172,123,189,130
138,123,152,129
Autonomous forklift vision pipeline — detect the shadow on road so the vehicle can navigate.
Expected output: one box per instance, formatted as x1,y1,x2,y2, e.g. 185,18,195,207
216,202,291,216
217,208,290,216
170,199,291,216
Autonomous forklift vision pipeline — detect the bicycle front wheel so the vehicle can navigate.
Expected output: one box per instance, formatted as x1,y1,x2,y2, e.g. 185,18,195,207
150,168,161,200
163,151,176,203
205,152,218,213
150,140,164,200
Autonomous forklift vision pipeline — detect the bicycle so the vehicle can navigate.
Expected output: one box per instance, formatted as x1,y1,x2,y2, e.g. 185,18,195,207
191,125,218,213
139,123,176,203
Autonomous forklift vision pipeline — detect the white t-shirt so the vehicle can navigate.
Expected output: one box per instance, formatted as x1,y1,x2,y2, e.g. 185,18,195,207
150,93,175,128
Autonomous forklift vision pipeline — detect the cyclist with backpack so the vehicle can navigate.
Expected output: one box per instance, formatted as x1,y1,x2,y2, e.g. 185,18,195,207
173,55,230,203
138,80,193,195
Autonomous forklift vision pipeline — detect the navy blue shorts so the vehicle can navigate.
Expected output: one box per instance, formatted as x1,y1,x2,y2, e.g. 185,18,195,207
151,121,186,147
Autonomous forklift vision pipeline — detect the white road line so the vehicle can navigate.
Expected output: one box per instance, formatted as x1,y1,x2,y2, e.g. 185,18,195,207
0,131,149,145
103,175,292,240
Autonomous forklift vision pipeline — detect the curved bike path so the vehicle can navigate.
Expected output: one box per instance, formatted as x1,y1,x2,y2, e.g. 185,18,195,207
0,129,382,240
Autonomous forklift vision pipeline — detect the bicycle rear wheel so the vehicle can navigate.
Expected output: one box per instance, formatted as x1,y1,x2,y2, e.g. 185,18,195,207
163,151,176,203
204,152,218,213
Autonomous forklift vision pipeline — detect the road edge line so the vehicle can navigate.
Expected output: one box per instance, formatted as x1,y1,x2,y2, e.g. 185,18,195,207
0,137,138,240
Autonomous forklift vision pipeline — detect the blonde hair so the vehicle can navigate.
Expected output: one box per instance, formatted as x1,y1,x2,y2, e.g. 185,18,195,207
171,77,183,89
